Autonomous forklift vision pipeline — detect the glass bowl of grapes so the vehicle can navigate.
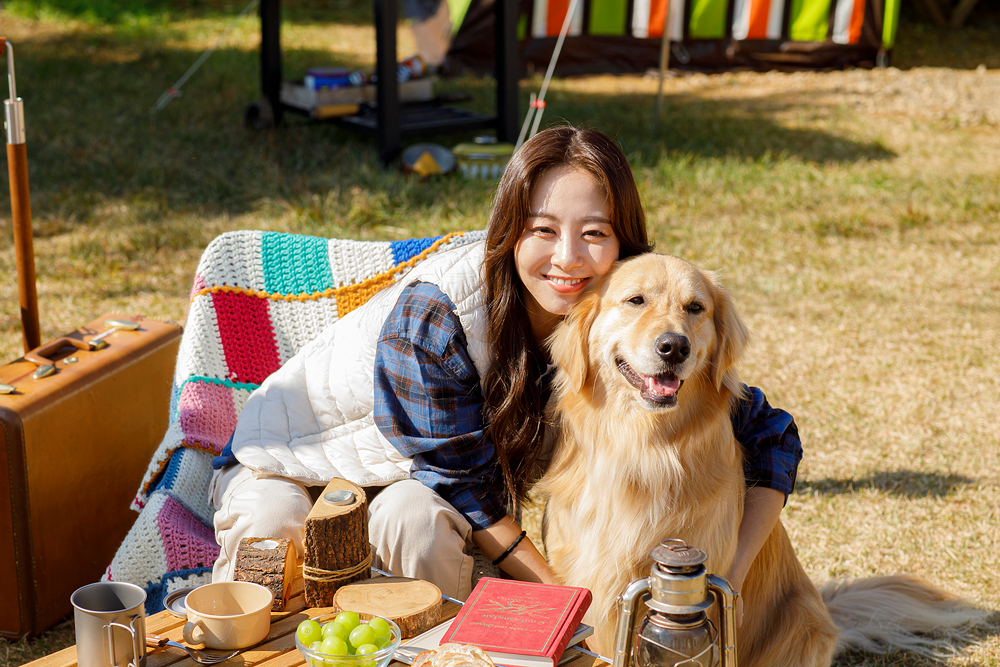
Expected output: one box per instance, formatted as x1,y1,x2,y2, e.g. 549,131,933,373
295,612,401,667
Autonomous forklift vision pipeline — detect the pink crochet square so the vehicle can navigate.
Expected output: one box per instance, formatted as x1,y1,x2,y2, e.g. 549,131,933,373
157,495,219,573
190,273,208,301
179,381,237,454
212,290,281,385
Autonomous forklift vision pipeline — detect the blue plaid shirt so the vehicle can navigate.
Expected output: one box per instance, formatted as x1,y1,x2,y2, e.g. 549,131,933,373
372,281,803,531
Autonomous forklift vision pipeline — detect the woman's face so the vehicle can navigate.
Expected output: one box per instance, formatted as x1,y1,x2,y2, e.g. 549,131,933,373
515,165,620,341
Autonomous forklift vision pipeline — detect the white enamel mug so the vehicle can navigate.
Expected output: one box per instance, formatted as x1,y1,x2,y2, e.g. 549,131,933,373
182,581,272,650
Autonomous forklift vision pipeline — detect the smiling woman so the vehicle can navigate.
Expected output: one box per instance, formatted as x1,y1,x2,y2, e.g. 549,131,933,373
515,165,621,342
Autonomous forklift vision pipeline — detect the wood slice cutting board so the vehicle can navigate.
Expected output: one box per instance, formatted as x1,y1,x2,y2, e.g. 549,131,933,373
333,577,442,638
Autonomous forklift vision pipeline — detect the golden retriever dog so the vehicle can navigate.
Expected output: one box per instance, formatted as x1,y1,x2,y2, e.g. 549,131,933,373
538,253,984,666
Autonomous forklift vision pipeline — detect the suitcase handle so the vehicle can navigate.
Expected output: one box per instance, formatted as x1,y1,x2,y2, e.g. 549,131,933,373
24,337,98,367
23,319,140,378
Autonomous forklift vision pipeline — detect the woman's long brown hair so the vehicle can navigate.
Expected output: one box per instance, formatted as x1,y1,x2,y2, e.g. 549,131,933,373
482,126,653,505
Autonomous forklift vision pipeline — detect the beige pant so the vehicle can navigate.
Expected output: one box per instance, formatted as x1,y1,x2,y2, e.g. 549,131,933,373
210,465,476,599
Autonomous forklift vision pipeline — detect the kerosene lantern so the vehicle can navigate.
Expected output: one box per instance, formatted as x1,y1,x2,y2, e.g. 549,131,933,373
611,539,738,667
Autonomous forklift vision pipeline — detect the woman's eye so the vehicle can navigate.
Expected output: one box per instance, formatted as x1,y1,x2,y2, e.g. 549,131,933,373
627,295,645,305
687,302,704,314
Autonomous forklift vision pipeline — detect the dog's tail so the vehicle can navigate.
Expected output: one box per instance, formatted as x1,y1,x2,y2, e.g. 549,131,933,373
820,574,989,658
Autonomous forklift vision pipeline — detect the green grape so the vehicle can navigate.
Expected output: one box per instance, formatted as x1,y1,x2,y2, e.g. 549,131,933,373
348,623,377,650
320,636,350,656
355,644,379,655
307,641,323,666
322,622,350,641
373,636,390,650
367,618,392,640
297,619,324,647
334,611,361,633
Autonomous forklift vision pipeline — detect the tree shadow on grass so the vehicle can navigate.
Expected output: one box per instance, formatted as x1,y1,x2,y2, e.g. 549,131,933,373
0,26,896,232
6,0,376,26
799,470,978,499
598,87,897,170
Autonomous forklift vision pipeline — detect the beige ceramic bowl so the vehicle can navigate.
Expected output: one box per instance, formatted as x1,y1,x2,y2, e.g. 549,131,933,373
183,581,273,650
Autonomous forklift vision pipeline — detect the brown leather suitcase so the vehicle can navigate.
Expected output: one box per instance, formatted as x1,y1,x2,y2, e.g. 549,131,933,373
0,315,182,639
2,37,183,639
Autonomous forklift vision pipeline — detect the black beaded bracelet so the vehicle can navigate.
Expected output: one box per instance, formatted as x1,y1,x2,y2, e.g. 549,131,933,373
492,530,528,566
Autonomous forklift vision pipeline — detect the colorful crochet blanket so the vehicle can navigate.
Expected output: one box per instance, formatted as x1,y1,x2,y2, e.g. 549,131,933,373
104,229,486,613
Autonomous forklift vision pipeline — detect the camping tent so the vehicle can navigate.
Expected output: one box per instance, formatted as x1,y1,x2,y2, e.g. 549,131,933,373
441,0,901,75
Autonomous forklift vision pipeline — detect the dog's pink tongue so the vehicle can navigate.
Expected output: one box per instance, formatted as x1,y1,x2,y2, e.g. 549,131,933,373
646,375,680,396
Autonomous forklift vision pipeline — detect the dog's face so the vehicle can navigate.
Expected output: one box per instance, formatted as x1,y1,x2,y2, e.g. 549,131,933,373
549,253,749,412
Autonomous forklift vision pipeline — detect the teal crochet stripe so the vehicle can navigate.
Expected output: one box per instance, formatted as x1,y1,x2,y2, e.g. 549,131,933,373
261,232,334,294
178,375,259,393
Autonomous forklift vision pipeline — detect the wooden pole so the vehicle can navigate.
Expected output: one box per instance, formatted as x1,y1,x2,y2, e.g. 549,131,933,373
4,38,41,353
654,9,672,135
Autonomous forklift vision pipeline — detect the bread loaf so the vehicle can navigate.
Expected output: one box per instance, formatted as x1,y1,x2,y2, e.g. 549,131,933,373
413,643,495,667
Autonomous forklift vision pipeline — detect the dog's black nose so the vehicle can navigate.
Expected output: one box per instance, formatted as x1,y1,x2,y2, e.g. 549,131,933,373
655,333,691,364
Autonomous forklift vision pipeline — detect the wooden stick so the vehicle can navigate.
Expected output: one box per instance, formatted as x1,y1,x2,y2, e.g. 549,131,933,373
7,133,40,352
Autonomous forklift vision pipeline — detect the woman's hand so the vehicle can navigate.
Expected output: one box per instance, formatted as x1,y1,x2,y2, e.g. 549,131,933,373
472,515,558,585
725,486,785,627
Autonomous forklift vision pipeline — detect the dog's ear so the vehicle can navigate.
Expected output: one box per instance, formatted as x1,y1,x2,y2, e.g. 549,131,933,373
547,284,603,395
709,275,750,396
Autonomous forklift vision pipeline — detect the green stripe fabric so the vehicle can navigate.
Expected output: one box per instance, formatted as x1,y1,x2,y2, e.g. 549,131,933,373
882,0,900,47
789,0,831,41
689,0,728,38
589,0,629,35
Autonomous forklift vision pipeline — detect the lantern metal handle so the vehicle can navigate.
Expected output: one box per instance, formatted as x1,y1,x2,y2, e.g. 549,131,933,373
707,574,738,667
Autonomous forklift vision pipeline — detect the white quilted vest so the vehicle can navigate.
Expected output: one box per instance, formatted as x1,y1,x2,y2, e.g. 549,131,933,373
231,240,490,487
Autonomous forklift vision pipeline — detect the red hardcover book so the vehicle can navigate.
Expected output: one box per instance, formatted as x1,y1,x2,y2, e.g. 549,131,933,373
439,578,593,667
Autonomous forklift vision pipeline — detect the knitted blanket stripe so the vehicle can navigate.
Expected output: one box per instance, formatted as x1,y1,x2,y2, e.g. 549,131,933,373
105,229,485,614
133,229,479,503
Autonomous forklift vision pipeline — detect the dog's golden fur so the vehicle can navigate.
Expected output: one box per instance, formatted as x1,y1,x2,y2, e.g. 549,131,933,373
539,253,983,666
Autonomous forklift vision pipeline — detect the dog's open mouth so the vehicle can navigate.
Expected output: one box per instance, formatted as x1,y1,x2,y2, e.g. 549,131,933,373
616,358,682,406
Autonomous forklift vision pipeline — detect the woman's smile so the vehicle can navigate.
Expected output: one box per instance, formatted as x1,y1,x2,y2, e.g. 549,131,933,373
545,275,589,291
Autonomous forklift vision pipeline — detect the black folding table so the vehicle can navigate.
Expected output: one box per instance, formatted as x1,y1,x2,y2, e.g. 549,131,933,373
255,0,520,165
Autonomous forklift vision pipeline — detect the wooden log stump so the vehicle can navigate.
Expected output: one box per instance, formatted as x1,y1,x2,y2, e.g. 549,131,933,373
233,536,297,610
303,478,371,607
334,577,442,639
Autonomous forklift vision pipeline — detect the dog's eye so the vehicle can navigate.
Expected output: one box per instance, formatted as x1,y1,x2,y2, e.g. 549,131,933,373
626,295,645,306
687,302,704,314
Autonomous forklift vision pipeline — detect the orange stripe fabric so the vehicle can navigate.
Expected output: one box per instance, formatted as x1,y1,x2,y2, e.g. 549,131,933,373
747,0,771,38
547,0,571,36
848,0,865,43
648,0,668,37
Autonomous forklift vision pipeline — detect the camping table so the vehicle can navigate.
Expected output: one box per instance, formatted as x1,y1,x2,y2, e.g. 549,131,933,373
256,0,520,166
24,574,600,667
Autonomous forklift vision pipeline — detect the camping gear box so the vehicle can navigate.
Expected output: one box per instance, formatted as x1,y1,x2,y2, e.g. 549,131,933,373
0,315,182,639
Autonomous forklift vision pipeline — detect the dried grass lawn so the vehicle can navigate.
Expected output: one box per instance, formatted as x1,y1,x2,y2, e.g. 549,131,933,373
0,2,998,666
